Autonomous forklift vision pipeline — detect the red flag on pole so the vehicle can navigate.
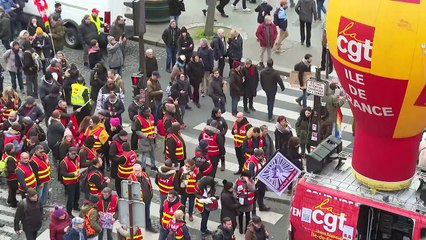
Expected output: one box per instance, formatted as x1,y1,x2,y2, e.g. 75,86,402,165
33,0,49,26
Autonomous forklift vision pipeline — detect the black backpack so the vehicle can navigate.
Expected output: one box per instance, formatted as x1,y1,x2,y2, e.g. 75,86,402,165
166,228,178,240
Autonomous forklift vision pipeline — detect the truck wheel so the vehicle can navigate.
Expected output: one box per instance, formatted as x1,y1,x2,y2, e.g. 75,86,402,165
64,27,81,49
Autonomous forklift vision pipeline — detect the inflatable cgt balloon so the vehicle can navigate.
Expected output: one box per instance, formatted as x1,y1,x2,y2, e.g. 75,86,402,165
326,0,426,191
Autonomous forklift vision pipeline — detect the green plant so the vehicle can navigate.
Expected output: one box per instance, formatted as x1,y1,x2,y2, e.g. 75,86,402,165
188,26,231,41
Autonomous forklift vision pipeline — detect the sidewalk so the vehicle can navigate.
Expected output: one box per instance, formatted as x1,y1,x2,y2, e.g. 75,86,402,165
142,0,329,76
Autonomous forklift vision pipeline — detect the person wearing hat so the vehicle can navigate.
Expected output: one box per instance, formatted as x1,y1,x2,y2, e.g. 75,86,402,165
166,122,187,168
14,187,43,239
32,26,52,73
49,206,71,240
241,58,259,113
107,36,124,76
220,180,239,232
134,105,157,171
194,139,213,177
46,58,63,84
59,147,81,216
58,128,79,165
17,96,44,124
159,190,185,240
162,19,180,73
245,215,269,240
78,14,98,67
146,71,163,122
177,27,194,64
235,171,256,234
199,120,225,178
70,76,91,124
90,8,107,35
79,194,102,239
64,216,87,240
4,122,25,159
29,145,50,207
155,159,180,216
229,60,244,116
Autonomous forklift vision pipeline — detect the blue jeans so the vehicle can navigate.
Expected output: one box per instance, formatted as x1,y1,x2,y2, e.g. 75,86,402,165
231,96,240,115
37,182,49,206
317,0,327,19
158,226,169,240
181,193,195,215
140,150,156,169
296,89,307,108
201,209,211,232
266,92,276,119
9,71,24,90
166,47,177,71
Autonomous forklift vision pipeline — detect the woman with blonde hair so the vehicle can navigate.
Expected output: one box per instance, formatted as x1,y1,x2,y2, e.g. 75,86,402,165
196,38,214,97
167,209,191,240
227,29,243,69
1,86,21,120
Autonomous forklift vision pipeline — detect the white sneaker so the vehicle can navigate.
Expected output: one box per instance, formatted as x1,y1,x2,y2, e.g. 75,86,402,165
242,8,251,12
231,4,238,10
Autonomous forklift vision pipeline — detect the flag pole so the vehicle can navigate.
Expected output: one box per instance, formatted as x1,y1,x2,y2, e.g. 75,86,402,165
47,23,56,57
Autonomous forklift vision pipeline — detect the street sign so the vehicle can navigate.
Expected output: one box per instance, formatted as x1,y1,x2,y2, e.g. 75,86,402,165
121,181,141,200
118,199,146,227
256,152,302,196
307,80,327,97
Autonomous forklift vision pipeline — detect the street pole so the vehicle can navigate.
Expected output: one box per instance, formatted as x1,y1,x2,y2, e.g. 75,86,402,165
128,180,134,240
137,0,148,88
310,68,322,149
205,0,216,36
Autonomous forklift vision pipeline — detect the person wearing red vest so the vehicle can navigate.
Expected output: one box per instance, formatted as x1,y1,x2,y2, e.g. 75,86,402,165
59,147,81,216
194,140,213,177
87,157,110,199
1,88,20,122
4,122,25,160
194,176,217,237
155,159,179,218
167,209,191,240
242,127,266,160
109,129,128,181
30,145,51,207
21,117,45,150
4,143,18,208
114,142,136,198
117,226,144,240
134,105,157,171
130,164,158,233
198,120,225,178
243,148,270,214
231,112,252,175
207,107,229,172
79,136,97,168
235,171,256,234
178,158,201,222
97,187,118,240
166,122,186,168
159,190,185,240
16,152,37,199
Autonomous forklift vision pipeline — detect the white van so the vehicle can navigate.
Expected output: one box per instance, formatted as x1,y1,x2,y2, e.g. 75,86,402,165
23,0,134,48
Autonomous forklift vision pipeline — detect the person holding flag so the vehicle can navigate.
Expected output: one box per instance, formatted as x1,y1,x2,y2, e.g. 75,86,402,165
321,82,345,140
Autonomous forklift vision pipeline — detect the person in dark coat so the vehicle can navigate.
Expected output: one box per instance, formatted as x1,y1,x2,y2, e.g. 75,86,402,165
207,107,228,170
99,93,125,123
79,15,99,67
145,48,158,78
17,96,44,124
213,217,235,240
171,73,192,120
0,8,11,50
294,53,312,108
27,16,47,36
89,63,107,109
295,107,312,154
177,27,194,64
260,125,275,160
88,39,103,70
208,69,226,113
295,0,317,47
50,15,65,52
162,19,180,73
241,59,259,114
260,59,285,121
220,180,239,231
254,0,273,24
47,110,65,162
211,29,227,77
274,115,293,156
32,27,52,73
226,30,243,69
168,0,184,24
42,84,61,126
64,217,87,240
39,72,61,125
186,54,204,108
229,61,244,116
285,136,303,192
21,40,39,98
197,38,214,97
13,188,43,239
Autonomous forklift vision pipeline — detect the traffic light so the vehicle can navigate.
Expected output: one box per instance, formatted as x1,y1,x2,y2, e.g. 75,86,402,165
131,72,145,98
124,0,146,36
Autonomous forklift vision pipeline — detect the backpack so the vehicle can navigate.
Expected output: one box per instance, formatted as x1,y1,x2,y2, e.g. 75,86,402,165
273,8,280,25
25,50,42,72
167,224,182,240
84,208,97,236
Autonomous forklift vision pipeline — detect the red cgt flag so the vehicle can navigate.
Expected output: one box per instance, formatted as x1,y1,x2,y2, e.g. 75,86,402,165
33,0,49,26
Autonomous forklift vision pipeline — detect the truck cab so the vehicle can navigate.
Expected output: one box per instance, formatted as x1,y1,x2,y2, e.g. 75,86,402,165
288,155,426,240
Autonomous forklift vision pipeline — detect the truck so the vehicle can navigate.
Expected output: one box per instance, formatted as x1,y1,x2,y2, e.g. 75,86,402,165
22,0,134,48
288,154,426,240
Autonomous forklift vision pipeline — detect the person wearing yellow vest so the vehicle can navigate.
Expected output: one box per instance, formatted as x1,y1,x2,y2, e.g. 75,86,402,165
243,148,270,214
114,141,136,198
97,187,118,240
16,152,37,199
167,210,191,240
71,76,91,124
90,8,107,35
159,190,185,240
134,105,157,171
79,136,97,168
178,158,201,222
4,143,18,208
242,127,266,161
194,176,217,237
117,225,144,240
166,122,187,168
1,87,20,121
83,116,109,151
29,145,50,207
129,164,158,233
155,159,179,218
86,157,110,199
231,112,252,175
59,147,81,216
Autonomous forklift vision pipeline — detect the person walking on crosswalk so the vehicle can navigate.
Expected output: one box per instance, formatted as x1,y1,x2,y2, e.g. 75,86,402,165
134,105,157,171
294,54,312,108
207,107,228,171
235,171,255,234
260,59,285,122
241,59,259,114
208,69,227,114
242,127,266,161
199,120,225,178
232,112,252,175
178,158,201,223
229,61,244,116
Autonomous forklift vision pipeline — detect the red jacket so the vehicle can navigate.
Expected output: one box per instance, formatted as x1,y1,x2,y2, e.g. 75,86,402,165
49,212,71,240
256,22,278,47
